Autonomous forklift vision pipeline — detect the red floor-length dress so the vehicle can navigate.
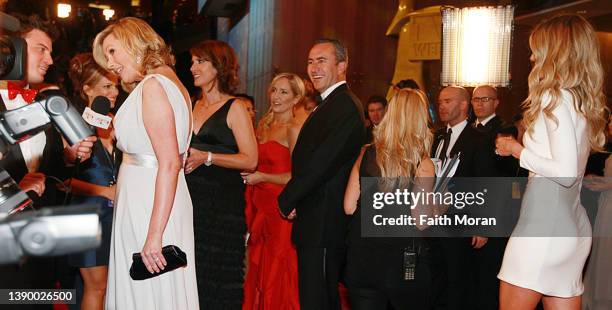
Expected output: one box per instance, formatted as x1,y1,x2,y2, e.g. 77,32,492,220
244,140,299,310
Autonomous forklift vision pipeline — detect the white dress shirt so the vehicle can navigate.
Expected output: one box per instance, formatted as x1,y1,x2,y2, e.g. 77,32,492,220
320,81,347,100
446,119,468,158
435,119,468,159
0,89,46,172
475,113,496,127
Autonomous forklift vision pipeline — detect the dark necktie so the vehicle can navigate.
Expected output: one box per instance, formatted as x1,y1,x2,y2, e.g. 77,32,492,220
476,123,485,131
315,94,323,106
438,128,452,160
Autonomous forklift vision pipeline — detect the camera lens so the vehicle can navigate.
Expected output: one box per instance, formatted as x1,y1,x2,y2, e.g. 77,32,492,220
0,35,16,78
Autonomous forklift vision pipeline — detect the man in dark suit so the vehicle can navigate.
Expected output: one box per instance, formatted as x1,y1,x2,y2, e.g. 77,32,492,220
0,14,94,309
472,85,504,133
433,86,495,178
365,95,387,143
432,86,497,310
470,85,518,309
278,38,365,310
1,14,95,199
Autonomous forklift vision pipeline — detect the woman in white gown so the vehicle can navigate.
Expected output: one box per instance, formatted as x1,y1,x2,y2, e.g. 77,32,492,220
495,14,607,310
92,17,199,309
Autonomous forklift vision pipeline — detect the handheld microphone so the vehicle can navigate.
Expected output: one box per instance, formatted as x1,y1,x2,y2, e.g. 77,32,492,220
82,96,112,130
67,96,112,203
91,96,111,116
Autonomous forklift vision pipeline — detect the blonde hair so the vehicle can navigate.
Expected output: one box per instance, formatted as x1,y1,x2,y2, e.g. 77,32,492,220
92,17,174,91
256,73,306,139
522,14,607,151
374,88,433,181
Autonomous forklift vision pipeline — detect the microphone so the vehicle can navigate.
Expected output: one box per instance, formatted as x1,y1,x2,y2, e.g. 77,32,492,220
82,96,112,130
91,96,111,116
66,96,111,204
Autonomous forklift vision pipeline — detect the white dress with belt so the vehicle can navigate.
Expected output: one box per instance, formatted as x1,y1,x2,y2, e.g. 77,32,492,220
105,74,199,309
498,89,592,297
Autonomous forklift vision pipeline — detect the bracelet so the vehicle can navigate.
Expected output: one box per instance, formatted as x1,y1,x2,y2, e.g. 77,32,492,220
204,151,213,166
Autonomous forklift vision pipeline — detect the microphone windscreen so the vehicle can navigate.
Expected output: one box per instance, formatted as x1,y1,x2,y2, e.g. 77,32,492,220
91,96,111,115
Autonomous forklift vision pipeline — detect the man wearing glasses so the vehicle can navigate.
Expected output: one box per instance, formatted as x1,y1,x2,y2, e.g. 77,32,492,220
471,84,516,310
471,85,503,133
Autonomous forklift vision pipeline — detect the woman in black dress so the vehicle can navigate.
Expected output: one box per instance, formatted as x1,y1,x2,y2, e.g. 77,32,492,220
66,53,120,310
343,88,444,309
184,40,258,308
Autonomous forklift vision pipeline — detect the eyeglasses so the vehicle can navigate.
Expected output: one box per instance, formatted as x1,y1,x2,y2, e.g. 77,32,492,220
472,97,497,103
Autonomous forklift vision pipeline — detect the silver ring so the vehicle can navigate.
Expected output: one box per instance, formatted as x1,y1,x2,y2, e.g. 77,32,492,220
154,257,160,261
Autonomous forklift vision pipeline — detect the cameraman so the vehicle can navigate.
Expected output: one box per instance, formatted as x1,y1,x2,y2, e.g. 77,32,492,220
1,14,95,201
0,13,95,307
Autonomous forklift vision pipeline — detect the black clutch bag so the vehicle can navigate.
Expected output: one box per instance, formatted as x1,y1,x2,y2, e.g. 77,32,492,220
129,245,187,280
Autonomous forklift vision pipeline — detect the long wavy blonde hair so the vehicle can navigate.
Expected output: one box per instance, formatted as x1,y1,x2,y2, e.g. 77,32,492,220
522,14,608,151
256,73,306,139
374,88,433,180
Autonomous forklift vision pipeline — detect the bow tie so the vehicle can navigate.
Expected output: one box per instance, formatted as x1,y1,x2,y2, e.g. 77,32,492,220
7,82,38,104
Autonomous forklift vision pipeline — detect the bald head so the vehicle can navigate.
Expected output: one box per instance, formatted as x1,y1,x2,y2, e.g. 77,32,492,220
438,86,470,126
473,85,497,97
472,85,499,121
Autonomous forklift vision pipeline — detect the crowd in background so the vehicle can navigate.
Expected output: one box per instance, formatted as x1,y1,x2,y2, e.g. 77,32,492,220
1,10,611,310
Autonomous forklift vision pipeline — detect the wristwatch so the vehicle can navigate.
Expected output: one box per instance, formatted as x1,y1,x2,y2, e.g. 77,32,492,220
205,151,213,166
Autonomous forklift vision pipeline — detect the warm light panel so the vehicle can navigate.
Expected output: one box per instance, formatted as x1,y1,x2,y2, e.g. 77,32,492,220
103,9,115,21
57,3,71,18
441,6,514,87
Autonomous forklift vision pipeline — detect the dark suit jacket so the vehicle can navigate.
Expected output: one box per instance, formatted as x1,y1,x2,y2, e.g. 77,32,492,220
474,115,504,134
365,124,374,144
278,83,366,247
432,123,496,178
432,123,503,230
474,115,524,178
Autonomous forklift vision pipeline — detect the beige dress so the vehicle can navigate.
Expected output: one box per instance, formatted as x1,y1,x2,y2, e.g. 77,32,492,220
105,74,199,309
498,89,592,297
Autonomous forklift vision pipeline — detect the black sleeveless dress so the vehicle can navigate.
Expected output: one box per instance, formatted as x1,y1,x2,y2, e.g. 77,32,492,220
345,145,444,309
187,98,246,309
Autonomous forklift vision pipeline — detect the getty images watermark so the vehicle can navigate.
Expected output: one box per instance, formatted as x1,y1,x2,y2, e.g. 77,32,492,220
371,187,493,227
359,177,603,238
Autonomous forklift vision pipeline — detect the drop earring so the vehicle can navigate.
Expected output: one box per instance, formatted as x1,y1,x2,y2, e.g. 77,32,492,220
136,56,142,64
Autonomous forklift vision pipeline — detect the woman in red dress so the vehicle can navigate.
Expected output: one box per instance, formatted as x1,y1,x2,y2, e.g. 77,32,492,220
241,73,307,309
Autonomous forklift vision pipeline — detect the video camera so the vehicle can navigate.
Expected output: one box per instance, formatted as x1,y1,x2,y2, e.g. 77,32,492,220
0,11,26,81
0,12,101,265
